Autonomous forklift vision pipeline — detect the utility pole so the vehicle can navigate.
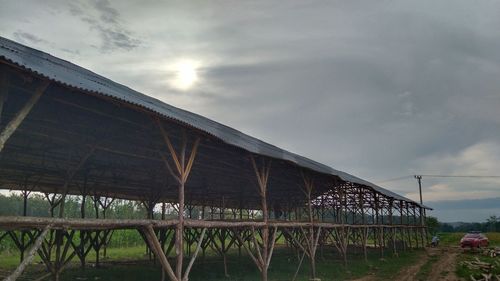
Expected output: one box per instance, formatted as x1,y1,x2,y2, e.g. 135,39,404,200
414,175,426,245
414,175,423,205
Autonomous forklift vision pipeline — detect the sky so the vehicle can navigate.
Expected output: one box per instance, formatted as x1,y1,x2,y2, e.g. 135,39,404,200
1,0,499,222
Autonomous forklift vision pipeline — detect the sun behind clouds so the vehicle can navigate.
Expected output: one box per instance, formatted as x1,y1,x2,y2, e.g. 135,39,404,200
170,59,200,90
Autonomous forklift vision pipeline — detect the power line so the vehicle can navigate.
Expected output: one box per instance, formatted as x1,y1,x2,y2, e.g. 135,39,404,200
376,174,500,184
417,174,500,178
376,175,413,184
375,173,500,207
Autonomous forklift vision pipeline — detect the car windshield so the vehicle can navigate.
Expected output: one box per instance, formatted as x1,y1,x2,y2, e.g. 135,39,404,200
464,234,481,238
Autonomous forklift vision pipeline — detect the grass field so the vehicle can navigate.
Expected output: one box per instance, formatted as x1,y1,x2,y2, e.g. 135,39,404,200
414,253,438,281
0,246,425,281
7,232,500,281
437,232,500,246
432,232,500,280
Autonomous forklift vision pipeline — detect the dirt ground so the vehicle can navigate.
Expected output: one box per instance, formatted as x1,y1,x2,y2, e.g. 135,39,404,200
426,247,461,281
353,246,463,281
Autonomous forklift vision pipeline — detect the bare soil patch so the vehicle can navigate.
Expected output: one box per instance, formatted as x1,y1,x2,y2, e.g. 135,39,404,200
426,247,461,281
352,247,462,281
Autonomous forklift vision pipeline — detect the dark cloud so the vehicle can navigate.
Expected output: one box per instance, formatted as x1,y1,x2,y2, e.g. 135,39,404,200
93,0,120,24
13,31,47,44
1,0,499,221
60,48,81,55
95,25,140,51
68,0,140,52
12,30,81,56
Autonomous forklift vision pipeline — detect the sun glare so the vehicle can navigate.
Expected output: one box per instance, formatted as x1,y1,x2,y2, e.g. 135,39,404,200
171,60,199,90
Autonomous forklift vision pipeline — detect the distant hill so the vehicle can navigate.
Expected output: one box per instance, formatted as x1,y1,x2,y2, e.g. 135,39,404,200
428,197,500,223
443,222,469,228
430,197,500,210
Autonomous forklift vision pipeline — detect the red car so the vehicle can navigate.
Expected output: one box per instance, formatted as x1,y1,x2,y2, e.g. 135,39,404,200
460,232,489,248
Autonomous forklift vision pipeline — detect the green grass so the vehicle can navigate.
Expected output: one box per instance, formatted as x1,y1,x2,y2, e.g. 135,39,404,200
0,246,424,281
437,232,500,247
363,251,423,280
414,253,438,281
435,232,500,280
437,232,500,280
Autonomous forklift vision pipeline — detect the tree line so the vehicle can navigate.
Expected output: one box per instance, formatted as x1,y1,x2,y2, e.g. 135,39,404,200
438,215,500,233
0,193,167,253
0,193,176,219
426,215,500,234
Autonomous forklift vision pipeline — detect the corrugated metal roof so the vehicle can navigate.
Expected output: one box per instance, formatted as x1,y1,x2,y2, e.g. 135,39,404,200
0,36,430,209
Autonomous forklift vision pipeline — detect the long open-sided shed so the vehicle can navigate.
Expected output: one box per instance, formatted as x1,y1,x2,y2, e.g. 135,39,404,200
0,37,430,281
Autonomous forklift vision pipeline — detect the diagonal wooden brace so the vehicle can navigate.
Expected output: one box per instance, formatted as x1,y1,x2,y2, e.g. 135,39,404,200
143,225,178,281
5,224,52,281
0,79,50,153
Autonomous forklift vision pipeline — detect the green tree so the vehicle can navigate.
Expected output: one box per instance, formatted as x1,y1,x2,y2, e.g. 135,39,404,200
425,216,439,235
487,215,498,232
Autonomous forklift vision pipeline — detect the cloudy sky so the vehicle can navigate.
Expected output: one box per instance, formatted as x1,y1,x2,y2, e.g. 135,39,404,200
1,0,499,222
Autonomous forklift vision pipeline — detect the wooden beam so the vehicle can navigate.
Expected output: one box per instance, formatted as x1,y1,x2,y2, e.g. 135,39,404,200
58,145,97,218
249,155,272,281
0,80,50,153
143,224,178,281
182,228,207,281
157,120,201,281
266,226,278,268
235,230,262,272
0,216,425,231
157,119,182,177
5,224,51,281
291,250,306,281
300,170,318,280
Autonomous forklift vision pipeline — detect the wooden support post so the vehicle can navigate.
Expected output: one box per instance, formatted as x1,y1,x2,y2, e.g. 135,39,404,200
236,225,278,281
58,146,96,218
0,80,50,153
210,228,237,277
300,171,319,280
8,185,34,262
399,201,406,251
5,225,51,281
373,193,384,258
76,179,89,268
22,189,30,217
405,203,412,249
37,229,77,281
388,200,397,256
235,228,262,271
158,120,200,281
99,196,115,259
250,155,272,281
359,189,368,261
